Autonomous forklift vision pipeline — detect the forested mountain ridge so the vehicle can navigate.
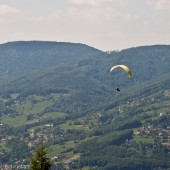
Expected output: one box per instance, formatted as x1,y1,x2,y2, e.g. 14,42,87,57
0,41,170,169
0,41,169,84
1,42,170,114
0,41,103,80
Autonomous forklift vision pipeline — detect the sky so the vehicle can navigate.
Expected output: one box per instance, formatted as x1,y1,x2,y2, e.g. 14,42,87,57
0,0,170,51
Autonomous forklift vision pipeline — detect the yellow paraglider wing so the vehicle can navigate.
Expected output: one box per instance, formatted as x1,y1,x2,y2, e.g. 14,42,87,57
110,65,132,77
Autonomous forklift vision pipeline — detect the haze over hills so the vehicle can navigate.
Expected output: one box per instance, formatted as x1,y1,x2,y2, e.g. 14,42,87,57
0,41,170,109
0,41,170,169
0,41,103,80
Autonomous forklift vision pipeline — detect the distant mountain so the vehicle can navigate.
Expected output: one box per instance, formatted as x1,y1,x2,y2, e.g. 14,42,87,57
0,42,170,114
0,41,103,79
0,42,170,169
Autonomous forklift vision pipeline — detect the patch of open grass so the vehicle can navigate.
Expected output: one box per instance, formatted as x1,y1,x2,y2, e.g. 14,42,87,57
1,115,38,127
16,98,52,114
44,112,66,119
0,142,11,152
47,144,65,157
59,121,88,131
133,134,154,144
64,140,75,149
10,93,20,99
82,167,91,170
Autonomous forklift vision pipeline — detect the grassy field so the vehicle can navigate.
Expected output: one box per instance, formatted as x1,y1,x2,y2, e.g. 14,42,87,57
59,121,89,131
10,93,20,99
133,129,154,144
134,135,154,144
1,94,67,127
15,98,52,114
14,94,67,115
44,112,66,119
1,114,38,127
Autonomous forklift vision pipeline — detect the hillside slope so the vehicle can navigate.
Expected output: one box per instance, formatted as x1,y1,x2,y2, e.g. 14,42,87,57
1,43,170,114
0,41,103,79
0,42,170,169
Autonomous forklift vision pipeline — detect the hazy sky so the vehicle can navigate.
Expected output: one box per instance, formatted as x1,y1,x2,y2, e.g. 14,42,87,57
0,0,170,51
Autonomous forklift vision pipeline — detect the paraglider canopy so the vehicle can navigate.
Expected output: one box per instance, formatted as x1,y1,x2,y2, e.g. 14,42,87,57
110,64,132,92
110,65,132,78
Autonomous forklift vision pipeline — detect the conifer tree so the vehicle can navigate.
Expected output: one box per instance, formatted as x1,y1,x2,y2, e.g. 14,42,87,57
30,144,52,170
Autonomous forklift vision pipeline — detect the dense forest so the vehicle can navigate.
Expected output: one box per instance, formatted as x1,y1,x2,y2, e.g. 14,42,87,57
0,41,170,170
